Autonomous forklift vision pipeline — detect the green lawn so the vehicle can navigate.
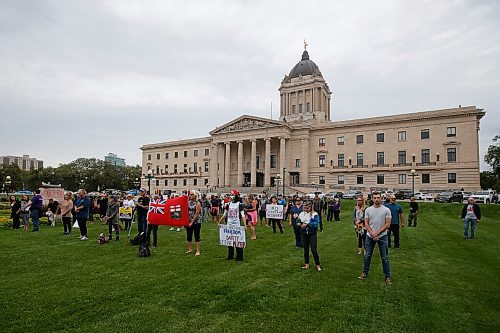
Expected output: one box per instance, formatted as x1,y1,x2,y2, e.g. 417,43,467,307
0,202,499,333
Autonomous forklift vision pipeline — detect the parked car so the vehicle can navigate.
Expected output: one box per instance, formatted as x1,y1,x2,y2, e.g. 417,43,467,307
395,190,413,200
126,189,140,196
413,192,434,200
469,190,496,204
461,192,472,201
434,191,463,203
306,191,325,199
381,191,394,199
343,190,363,199
14,190,33,195
324,191,343,199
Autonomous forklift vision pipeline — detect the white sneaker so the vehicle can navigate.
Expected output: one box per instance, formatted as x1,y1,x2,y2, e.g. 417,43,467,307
78,235,83,239
176,228,180,232
80,236,88,240
169,227,174,231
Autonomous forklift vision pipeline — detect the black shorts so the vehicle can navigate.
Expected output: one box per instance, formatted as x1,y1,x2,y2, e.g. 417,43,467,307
259,210,266,219
186,223,202,242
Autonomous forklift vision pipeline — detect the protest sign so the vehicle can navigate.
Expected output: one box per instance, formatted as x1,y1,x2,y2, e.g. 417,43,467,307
39,188,65,206
266,204,284,219
119,207,133,220
219,224,246,248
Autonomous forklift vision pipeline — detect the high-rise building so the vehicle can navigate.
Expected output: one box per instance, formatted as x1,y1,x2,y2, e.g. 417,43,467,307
0,154,43,171
105,153,126,167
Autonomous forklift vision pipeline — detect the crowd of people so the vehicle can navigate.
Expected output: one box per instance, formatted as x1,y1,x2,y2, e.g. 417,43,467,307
7,188,483,284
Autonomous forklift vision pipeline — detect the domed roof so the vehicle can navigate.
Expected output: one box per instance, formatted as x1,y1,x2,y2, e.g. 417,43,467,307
289,50,319,78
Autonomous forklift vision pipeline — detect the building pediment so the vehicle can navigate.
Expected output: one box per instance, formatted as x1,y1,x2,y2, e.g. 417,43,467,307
210,115,288,135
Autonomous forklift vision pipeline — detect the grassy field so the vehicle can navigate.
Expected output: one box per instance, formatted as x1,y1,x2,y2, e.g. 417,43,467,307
0,201,499,333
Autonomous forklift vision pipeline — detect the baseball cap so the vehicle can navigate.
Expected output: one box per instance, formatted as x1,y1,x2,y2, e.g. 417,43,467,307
230,189,239,196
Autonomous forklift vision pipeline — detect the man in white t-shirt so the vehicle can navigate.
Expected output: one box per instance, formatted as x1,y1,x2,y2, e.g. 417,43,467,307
122,194,136,232
220,190,246,261
358,192,393,284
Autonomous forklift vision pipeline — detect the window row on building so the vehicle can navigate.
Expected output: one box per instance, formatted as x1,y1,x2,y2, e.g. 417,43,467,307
317,172,458,185
318,127,457,147
148,161,210,174
155,178,209,187
147,148,210,161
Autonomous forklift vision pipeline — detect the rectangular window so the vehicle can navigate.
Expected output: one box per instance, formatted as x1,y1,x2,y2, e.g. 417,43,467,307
156,153,160,160
398,131,407,142
183,151,188,158
319,138,326,147
174,152,179,158
319,155,326,167
398,151,407,164
270,155,277,168
155,179,159,186
447,148,457,162
194,150,198,157
338,175,345,185
165,165,168,173
338,154,345,167
164,179,168,186
204,148,210,156
306,102,311,112
173,179,177,186
193,179,198,186
204,178,209,185
183,164,188,173
292,105,296,114
295,159,300,168
377,174,385,184
357,175,364,184
193,162,198,172
356,153,364,166
183,179,187,186
447,127,456,137
356,135,364,144
156,165,160,174
421,129,430,139
337,136,344,145
299,104,303,113
204,162,209,172
399,174,406,184
148,154,151,161
319,176,325,185
377,152,385,165
165,153,169,159
174,164,178,173
448,173,457,183
422,173,430,184
421,149,430,163
376,133,384,143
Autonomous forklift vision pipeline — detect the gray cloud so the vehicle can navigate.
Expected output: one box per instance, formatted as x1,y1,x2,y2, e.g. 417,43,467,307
0,0,499,170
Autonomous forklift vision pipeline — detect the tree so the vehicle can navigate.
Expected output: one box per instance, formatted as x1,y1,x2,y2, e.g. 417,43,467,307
480,171,500,191
484,135,500,177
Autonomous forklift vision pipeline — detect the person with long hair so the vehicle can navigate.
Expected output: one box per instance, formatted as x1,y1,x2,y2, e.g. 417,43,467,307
9,195,21,229
186,191,202,256
353,196,366,255
298,201,321,271
60,192,74,235
244,194,258,240
19,195,30,231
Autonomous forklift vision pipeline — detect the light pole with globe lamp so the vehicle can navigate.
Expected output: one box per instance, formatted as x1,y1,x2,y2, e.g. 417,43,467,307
145,170,154,195
134,178,140,192
409,169,417,196
275,173,281,197
4,176,12,194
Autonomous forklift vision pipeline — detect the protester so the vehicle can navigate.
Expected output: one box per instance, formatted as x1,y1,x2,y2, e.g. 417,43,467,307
244,194,257,240
259,195,268,226
25,189,43,232
10,195,21,229
267,196,283,234
220,190,246,261
210,195,220,223
408,197,419,227
313,194,323,232
186,191,203,256
298,201,321,271
289,196,304,247
353,196,366,255
97,193,108,222
326,199,334,222
135,188,150,233
333,198,341,222
19,195,30,231
47,199,59,227
359,192,392,284
60,192,74,235
201,194,210,222
384,195,404,248
75,189,91,240
461,198,481,239
277,194,288,228
121,194,136,232
103,195,120,241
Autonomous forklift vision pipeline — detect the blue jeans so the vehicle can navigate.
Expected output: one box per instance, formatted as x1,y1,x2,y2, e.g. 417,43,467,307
363,234,391,278
464,217,477,238
31,209,40,231
138,215,147,233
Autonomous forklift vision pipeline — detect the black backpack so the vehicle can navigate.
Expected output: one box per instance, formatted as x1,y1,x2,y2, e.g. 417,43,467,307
138,243,151,257
130,232,145,246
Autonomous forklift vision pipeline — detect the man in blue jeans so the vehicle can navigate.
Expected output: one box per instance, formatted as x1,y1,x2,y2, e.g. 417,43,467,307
358,192,393,284
135,188,150,233
26,189,43,231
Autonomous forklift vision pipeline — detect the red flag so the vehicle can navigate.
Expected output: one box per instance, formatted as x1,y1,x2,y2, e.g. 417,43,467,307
147,196,189,227
147,198,168,225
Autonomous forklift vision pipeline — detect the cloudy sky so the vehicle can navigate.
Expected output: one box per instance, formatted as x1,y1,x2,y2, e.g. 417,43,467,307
1,0,499,170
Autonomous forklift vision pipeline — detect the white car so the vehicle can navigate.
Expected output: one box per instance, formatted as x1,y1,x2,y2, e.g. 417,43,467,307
470,190,496,204
413,192,434,200
306,191,325,199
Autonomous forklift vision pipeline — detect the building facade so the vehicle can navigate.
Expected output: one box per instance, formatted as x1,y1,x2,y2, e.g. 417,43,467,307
104,153,126,167
1,154,43,171
141,49,485,194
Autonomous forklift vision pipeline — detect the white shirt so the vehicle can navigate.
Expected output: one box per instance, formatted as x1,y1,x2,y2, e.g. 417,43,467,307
298,211,318,225
123,199,136,208
225,202,244,227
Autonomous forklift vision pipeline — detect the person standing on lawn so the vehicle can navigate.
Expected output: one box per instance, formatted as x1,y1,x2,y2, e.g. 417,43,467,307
359,192,392,284
289,196,304,247
407,197,419,227
267,196,283,234
220,190,246,261
103,195,120,241
24,189,43,232
20,195,31,231
10,195,21,229
186,191,203,256
461,197,481,239
60,192,74,235
353,196,366,255
244,194,258,240
298,201,321,271
384,195,404,248
75,189,91,240
135,188,150,234
333,198,341,222
121,194,136,233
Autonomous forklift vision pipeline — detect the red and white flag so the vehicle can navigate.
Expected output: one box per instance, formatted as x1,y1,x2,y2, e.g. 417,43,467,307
147,196,189,227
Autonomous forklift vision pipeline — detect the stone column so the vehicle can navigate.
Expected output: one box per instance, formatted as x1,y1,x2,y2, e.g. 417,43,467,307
224,142,231,187
279,137,287,186
237,141,243,186
250,139,257,187
301,138,309,185
210,143,218,188
264,138,271,187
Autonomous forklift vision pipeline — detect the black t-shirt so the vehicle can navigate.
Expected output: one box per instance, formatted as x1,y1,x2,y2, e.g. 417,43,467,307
136,196,150,216
48,201,59,213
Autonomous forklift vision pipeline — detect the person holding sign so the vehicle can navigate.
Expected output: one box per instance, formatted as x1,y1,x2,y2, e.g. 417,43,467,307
121,194,136,232
220,190,246,261
298,201,321,271
266,196,283,234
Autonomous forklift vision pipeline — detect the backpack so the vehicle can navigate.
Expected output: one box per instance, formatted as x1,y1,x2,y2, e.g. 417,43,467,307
130,232,145,246
138,243,151,257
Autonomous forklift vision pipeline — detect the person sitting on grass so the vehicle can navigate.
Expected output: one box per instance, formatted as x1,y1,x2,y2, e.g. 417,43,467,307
103,195,120,241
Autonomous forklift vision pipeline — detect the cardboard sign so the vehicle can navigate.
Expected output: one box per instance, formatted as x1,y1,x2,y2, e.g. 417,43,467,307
266,204,284,219
219,224,246,248
119,207,133,220
39,188,65,206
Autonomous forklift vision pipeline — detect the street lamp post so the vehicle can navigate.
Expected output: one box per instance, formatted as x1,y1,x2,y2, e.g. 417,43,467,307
282,168,286,197
145,170,154,195
275,173,281,196
80,179,85,190
134,178,140,192
409,169,416,196
5,176,12,194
